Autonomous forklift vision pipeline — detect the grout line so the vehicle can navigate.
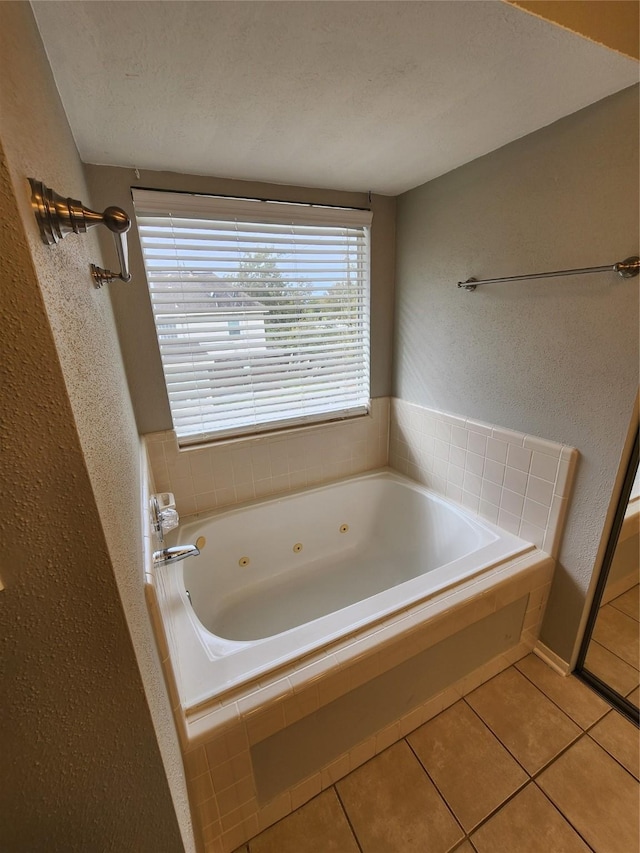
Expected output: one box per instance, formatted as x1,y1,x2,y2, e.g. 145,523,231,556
585,727,640,782
530,731,588,782
332,784,364,853
514,656,608,729
243,662,636,852
463,779,531,841
529,731,583,780
583,712,610,735
607,591,640,622
588,634,640,674
587,638,640,678
403,734,468,840
531,779,597,852
451,839,475,852
461,695,533,779
461,686,584,785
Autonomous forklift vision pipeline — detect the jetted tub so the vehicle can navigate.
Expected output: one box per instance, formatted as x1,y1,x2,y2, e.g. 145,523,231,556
159,470,534,710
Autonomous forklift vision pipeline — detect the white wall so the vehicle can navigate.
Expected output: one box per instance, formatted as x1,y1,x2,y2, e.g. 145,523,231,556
393,85,639,663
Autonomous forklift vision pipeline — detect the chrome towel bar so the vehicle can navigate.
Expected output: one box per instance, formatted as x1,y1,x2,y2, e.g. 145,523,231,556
458,256,639,291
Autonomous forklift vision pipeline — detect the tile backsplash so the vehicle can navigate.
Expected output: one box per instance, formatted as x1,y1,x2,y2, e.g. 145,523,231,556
389,399,578,558
144,395,577,560
145,397,389,517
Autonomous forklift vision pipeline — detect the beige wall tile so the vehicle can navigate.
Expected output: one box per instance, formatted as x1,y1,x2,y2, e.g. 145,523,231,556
538,737,640,853
145,399,391,517
201,820,223,851
256,791,292,832
184,746,209,781
221,814,258,853
388,399,575,559
348,737,377,772
188,771,215,807
289,773,322,812
320,753,351,788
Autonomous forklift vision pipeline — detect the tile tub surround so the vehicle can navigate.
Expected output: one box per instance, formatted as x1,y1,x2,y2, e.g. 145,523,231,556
144,394,576,562
144,397,389,518
141,398,578,851
147,541,554,853
389,398,578,558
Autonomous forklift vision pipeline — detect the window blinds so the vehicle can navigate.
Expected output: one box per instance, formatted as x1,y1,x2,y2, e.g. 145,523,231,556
133,190,372,444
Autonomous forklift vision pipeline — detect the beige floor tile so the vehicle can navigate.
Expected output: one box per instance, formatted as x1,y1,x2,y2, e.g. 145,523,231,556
453,843,474,853
538,736,640,853
584,640,639,696
589,710,640,780
592,604,639,669
466,667,580,774
471,783,590,853
610,584,639,621
336,740,464,853
516,653,609,729
248,789,359,853
408,700,527,831
627,685,640,705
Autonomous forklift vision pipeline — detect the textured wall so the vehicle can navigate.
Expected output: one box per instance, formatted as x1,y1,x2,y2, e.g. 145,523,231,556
85,165,396,435
0,3,190,850
394,85,639,663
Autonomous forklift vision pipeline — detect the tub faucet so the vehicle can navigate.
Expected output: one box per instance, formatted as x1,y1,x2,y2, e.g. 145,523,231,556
153,544,200,567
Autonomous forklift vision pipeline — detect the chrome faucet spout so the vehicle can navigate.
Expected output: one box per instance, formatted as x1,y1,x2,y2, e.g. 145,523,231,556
153,544,200,567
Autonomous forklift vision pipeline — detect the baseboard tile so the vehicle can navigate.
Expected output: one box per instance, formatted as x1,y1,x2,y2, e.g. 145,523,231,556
533,641,571,676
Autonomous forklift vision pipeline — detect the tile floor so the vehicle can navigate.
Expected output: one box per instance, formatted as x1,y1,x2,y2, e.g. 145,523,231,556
585,583,640,703
233,654,639,853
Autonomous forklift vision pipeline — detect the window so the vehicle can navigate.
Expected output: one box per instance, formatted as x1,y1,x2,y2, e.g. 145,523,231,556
133,190,372,444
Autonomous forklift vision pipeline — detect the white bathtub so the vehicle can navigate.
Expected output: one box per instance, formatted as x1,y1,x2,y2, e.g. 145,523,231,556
159,470,534,710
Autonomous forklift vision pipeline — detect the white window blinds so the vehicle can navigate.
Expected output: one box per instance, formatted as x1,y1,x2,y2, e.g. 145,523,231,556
133,190,372,444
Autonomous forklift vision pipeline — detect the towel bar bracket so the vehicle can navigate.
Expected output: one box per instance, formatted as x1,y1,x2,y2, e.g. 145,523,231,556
28,179,132,288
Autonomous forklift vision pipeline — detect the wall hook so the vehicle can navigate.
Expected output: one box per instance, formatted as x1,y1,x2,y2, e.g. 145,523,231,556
29,179,132,288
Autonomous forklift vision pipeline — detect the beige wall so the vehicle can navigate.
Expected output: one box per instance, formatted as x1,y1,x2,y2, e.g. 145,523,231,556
0,3,190,850
506,1,640,60
394,85,639,664
84,165,396,435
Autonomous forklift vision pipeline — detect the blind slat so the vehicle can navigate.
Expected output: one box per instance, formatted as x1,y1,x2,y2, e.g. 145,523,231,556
134,189,371,443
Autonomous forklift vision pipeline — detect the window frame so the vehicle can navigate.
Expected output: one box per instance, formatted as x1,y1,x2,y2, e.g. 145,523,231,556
133,189,373,446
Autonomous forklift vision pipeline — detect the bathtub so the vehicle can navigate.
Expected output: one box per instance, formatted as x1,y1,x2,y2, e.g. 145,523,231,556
159,470,534,711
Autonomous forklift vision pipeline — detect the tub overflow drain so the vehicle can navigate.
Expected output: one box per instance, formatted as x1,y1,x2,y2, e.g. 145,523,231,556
293,543,303,553
339,524,349,533
238,556,250,567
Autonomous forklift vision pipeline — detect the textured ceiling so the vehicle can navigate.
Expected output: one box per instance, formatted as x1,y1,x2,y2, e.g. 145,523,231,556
33,1,638,194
